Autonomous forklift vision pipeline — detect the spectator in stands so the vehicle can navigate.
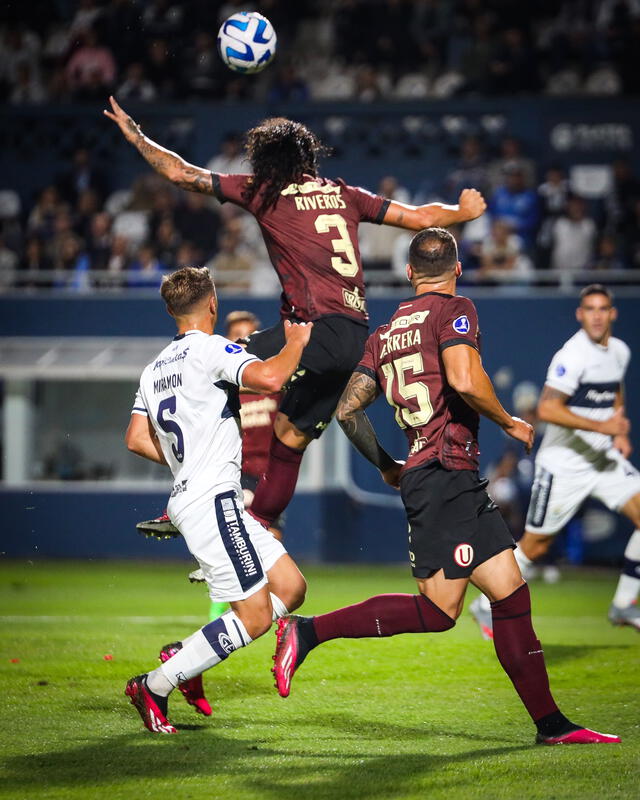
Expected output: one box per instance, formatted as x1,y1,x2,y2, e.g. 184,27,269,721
478,218,532,279
626,198,640,269
488,27,540,94
268,64,310,103
9,62,47,104
354,65,388,101
174,240,199,268
19,237,54,288
488,135,536,191
69,0,103,36
105,234,132,281
606,158,640,236
537,165,570,268
588,233,626,271
86,211,113,272
75,188,101,240
0,25,42,92
205,132,249,174
155,216,181,269
65,26,117,99
457,13,494,94
446,135,489,198
144,38,178,99
27,186,65,242
116,62,157,102
0,235,18,289
127,244,165,287
488,163,539,248
182,30,220,98
549,194,597,271
207,220,254,291
57,147,107,206
174,192,219,260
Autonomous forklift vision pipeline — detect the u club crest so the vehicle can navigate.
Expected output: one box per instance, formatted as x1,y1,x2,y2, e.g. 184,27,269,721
453,543,474,568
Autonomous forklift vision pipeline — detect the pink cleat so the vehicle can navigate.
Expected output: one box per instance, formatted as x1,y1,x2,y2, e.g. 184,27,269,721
272,616,306,698
125,675,177,734
159,642,212,716
536,727,621,745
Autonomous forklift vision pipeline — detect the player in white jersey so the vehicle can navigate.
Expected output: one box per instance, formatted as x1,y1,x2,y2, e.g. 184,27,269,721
123,266,313,733
471,285,640,637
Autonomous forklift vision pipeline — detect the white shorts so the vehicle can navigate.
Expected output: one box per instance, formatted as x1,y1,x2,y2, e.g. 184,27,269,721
171,487,287,602
526,450,640,535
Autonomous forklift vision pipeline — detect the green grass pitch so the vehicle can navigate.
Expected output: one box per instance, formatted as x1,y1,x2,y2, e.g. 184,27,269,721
0,560,637,800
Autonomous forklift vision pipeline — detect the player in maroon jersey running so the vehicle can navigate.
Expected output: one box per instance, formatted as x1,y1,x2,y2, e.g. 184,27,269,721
272,228,620,746
105,97,487,534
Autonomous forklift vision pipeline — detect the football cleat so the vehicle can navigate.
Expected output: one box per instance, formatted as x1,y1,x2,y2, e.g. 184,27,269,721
159,642,212,716
125,674,177,734
608,602,640,631
536,727,621,745
188,568,206,583
272,615,311,698
469,595,494,640
136,512,180,539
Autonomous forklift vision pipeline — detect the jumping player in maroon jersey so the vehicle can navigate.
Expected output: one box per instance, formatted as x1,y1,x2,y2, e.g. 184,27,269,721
272,228,620,746
105,97,487,535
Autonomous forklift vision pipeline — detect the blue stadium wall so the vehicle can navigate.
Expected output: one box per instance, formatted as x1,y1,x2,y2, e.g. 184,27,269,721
2,293,639,565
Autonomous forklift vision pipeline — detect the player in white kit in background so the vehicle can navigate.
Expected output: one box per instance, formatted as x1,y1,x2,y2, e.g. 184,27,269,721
471,284,640,636
124,266,312,733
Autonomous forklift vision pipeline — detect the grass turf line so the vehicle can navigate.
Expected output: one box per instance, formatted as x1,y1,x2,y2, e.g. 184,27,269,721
0,560,637,800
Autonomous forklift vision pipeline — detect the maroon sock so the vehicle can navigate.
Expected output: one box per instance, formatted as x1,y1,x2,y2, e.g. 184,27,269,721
491,583,559,723
249,433,304,526
312,593,455,643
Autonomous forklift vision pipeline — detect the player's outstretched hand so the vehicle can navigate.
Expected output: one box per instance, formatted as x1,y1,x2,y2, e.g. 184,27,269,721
380,460,404,490
103,95,141,143
504,416,535,454
599,407,631,437
458,188,487,221
284,320,313,349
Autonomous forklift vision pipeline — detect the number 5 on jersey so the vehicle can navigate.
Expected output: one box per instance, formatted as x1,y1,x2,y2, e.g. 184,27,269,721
381,354,433,428
156,395,185,462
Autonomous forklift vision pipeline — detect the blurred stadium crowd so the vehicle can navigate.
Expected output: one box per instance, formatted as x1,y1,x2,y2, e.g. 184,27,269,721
1,0,640,290
2,0,640,104
1,136,639,291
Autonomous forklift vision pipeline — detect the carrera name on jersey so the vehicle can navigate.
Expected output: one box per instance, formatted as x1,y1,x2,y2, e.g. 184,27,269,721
537,328,630,473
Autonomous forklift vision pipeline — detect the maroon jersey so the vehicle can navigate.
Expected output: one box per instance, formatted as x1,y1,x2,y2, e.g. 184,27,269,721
212,173,389,322
239,391,280,478
357,292,481,472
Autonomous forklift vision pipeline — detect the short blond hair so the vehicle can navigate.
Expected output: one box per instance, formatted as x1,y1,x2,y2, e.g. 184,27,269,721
160,267,214,315
224,310,260,334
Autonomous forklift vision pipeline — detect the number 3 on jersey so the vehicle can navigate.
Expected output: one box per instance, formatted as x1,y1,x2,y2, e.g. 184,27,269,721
156,395,185,462
315,214,359,277
381,353,433,429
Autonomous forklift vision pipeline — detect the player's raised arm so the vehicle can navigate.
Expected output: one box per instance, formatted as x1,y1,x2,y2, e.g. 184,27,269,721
336,371,403,488
242,321,313,395
442,343,534,452
537,385,630,437
382,188,486,231
103,96,213,194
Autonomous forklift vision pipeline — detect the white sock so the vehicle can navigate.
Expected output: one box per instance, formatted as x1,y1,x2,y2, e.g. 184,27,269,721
613,529,640,607
514,545,534,580
270,593,289,621
152,612,252,690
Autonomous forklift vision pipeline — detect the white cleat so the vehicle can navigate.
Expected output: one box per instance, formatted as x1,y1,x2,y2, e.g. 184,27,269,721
608,602,640,631
469,595,493,640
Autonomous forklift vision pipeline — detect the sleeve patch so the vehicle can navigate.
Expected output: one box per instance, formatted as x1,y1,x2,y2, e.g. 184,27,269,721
225,343,243,354
452,315,470,334
555,364,566,377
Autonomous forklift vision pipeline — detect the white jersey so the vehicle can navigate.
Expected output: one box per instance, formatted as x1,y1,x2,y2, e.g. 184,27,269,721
536,328,630,474
131,330,260,523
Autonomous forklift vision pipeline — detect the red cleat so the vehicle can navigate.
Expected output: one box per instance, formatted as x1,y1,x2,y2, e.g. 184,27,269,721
159,642,212,716
536,727,621,745
272,616,311,698
125,675,177,734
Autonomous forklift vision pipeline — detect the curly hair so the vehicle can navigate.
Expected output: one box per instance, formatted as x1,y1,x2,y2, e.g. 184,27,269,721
242,117,330,214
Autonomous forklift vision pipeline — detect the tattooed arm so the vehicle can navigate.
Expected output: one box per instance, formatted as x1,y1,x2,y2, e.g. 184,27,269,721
537,384,630,436
103,96,213,194
382,188,486,230
336,371,403,488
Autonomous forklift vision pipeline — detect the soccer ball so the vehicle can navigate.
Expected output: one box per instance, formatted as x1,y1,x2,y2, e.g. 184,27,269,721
217,12,277,74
